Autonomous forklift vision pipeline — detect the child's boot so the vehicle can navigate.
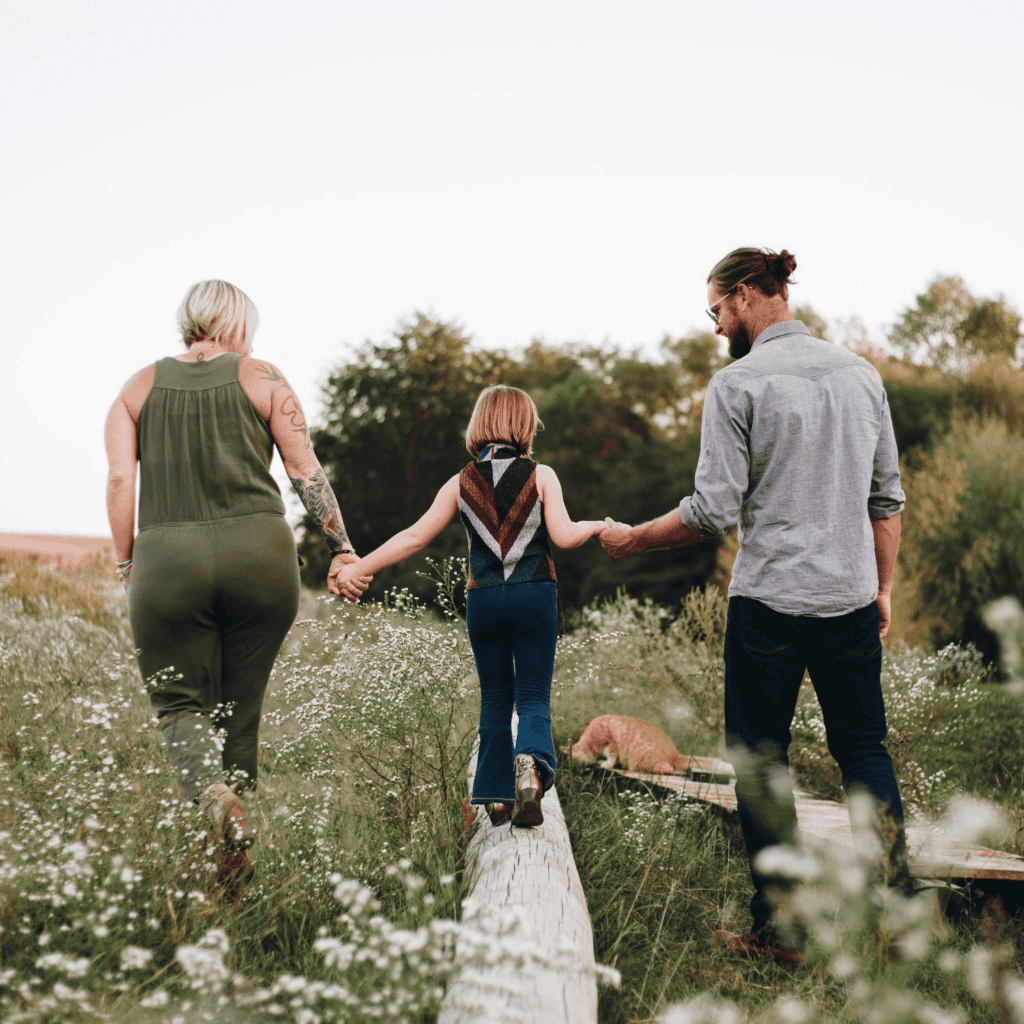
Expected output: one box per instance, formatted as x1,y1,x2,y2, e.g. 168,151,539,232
511,754,543,827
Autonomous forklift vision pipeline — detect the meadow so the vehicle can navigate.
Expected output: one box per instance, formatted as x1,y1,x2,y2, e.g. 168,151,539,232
2,555,1024,1023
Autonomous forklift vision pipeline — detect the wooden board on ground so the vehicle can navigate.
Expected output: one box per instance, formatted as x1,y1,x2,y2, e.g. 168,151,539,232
612,766,1024,884
439,717,597,1024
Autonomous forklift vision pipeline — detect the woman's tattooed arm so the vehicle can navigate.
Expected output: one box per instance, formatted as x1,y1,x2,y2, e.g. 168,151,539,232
252,357,356,559
290,468,353,556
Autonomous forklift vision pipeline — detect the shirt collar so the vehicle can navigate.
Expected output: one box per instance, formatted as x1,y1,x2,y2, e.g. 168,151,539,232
751,319,812,352
479,442,523,461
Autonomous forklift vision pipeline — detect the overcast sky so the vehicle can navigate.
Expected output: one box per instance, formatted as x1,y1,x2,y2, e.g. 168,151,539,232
2,0,1021,537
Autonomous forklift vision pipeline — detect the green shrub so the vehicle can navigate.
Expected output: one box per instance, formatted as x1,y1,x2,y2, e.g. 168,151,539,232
878,360,958,463
899,417,1024,652
962,357,1024,435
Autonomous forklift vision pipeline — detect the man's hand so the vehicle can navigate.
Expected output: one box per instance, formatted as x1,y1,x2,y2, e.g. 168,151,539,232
600,518,636,559
876,592,891,640
599,510,701,559
328,553,372,601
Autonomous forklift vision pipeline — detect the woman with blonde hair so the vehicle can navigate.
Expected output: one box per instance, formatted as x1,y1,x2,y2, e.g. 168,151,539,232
105,280,365,883
333,385,605,826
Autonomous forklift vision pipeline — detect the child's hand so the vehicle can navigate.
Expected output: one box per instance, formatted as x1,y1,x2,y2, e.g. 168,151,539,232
576,521,608,538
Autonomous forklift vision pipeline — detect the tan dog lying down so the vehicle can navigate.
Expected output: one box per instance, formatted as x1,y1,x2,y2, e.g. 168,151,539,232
572,715,687,775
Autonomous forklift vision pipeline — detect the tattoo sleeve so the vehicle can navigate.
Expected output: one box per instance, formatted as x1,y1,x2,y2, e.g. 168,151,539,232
290,468,352,555
261,364,311,448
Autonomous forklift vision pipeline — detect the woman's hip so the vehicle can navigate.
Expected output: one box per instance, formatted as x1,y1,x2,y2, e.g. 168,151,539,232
130,513,299,624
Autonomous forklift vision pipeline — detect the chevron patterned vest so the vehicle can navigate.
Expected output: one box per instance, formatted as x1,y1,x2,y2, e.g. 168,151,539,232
459,443,557,590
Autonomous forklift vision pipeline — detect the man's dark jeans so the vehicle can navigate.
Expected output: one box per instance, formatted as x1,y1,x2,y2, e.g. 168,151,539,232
724,595,906,935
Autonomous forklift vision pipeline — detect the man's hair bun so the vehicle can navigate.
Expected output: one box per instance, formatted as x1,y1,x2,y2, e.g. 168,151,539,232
771,250,798,280
707,247,797,299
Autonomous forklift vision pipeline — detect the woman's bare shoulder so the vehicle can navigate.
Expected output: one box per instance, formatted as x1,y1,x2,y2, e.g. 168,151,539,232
238,356,292,420
117,364,157,421
239,355,291,387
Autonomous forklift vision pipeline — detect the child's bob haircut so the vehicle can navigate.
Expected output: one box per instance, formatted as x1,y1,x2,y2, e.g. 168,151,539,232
465,385,542,458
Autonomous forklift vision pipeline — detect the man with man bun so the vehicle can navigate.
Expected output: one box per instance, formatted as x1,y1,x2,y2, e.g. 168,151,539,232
601,247,908,962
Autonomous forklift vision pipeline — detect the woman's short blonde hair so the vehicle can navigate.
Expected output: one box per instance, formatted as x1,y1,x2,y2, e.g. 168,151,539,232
176,280,259,350
465,385,541,458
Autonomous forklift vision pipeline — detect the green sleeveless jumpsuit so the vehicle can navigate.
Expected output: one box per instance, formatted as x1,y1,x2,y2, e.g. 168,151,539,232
128,354,300,800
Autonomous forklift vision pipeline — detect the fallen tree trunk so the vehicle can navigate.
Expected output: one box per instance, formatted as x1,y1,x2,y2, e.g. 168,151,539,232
439,716,598,1024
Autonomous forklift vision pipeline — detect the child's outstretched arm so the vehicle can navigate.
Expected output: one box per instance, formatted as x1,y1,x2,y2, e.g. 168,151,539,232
329,475,461,600
535,465,607,550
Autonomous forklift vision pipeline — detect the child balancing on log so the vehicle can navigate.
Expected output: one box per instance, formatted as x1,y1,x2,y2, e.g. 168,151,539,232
332,385,607,827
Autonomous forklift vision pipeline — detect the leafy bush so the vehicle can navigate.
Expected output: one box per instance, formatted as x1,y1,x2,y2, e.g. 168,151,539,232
877,360,958,464
899,417,1024,652
962,356,1024,435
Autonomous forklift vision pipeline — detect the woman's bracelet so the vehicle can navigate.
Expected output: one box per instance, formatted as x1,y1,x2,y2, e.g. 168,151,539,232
116,559,132,569
115,560,132,582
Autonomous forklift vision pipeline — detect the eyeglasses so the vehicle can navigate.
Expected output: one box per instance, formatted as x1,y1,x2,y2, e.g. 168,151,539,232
705,290,735,324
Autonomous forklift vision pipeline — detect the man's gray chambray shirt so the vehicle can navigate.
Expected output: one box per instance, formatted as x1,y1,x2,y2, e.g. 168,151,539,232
678,320,905,617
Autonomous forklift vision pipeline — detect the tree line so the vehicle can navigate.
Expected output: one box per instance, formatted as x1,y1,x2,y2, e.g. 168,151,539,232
297,276,1023,651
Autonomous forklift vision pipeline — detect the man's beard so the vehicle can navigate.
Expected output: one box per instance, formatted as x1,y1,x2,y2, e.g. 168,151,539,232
728,323,752,359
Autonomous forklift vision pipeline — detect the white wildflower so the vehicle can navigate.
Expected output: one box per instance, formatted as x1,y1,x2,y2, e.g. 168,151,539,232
940,795,1010,847
661,992,747,1024
966,945,995,1000
830,953,859,980
315,937,356,971
753,844,821,882
773,996,811,1023
120,945,154,970
938,949,960,972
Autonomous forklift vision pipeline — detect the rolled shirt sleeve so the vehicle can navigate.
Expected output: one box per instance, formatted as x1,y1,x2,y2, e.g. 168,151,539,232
867,390,906,520
679,376,749,538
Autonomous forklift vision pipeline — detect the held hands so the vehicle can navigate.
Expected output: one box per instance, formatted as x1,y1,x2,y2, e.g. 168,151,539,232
327,552,373,602
577,520,609,538
599,517,636,559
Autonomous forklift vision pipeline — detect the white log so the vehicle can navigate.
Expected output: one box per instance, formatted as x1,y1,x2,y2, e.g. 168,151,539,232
439,714,598,1024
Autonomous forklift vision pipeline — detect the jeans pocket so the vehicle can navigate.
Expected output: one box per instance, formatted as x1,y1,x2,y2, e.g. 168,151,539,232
846,642,882,658
743,641,792,655
735,598,796,657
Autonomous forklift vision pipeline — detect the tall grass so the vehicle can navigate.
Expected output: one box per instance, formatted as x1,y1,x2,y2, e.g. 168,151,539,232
2,557,1024,1023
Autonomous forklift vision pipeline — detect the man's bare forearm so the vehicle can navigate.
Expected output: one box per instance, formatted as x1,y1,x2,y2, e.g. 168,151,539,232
631,510,702,552
290,467,353,555
602,509,702,558
871,511,901,594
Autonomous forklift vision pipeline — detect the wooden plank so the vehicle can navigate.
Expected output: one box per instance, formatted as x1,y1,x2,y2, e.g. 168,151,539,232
612,769,1024,884
439,716,597,1024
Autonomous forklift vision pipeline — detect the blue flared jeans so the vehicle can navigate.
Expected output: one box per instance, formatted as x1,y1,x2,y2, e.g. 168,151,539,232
466,581,558,804
724,596,907,934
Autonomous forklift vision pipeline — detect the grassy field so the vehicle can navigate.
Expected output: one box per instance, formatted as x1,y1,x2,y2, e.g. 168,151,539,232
2,555,1024,1022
